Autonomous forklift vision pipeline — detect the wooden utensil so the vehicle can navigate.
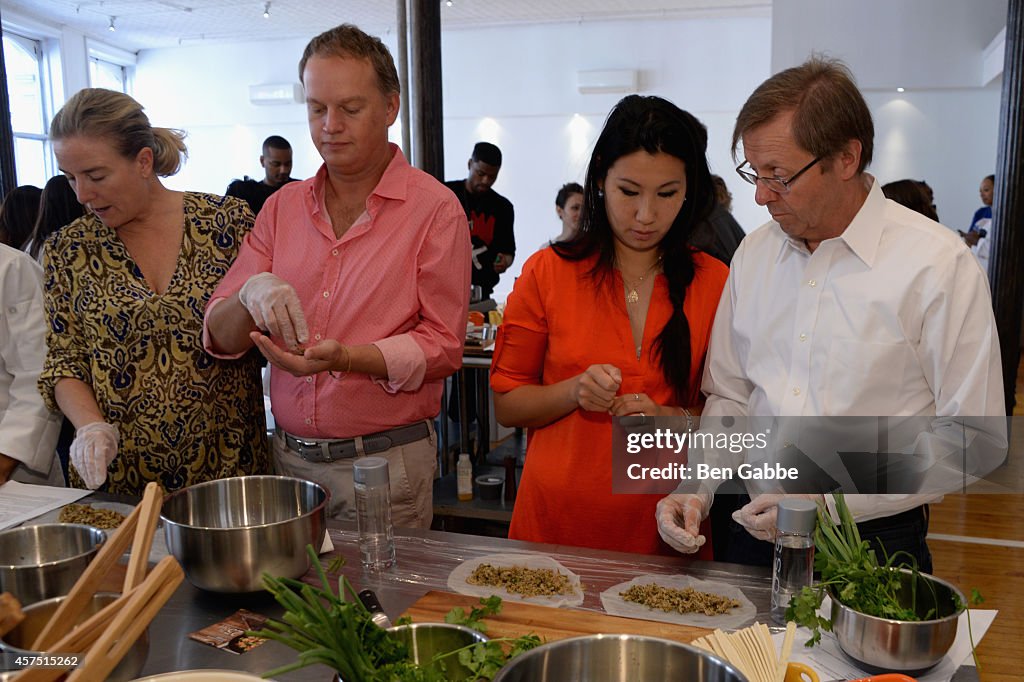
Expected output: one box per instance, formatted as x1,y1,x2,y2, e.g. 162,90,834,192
68,555,183,681
13,557,183,682
0,592,24,637
122,482,163,592
30,489,147,650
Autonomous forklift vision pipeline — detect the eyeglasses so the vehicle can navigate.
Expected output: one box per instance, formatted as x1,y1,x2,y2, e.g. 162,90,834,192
735,156,822,194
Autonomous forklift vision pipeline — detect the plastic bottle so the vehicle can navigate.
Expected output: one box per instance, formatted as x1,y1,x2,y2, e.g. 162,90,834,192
770,498,817,624
353,456,396,571
457,453,473,501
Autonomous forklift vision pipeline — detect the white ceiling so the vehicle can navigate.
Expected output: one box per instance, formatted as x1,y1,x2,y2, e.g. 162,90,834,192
2,0,771,52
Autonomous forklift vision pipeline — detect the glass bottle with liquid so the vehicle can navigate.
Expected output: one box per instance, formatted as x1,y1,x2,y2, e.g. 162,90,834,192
770,498,817,624
457,453,473,501
353,456,396,571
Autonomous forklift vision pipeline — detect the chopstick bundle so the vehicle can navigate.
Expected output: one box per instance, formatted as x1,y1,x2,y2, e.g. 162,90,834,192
691,621,797,682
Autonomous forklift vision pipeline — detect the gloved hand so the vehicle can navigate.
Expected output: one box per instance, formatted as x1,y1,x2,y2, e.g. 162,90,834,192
655,492,710,554
69,422,119,489
732,493,823,542
238,272,309,350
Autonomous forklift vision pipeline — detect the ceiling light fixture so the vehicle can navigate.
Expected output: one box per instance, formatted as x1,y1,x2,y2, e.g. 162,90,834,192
446,0,453,6
897,87,905,92
263,2,271,18
108,16,116,31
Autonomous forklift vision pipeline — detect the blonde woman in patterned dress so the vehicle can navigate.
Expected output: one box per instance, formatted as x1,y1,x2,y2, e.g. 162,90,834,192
38,88,269,494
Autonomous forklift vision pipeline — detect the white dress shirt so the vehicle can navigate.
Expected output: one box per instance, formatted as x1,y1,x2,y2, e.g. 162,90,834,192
702,180,1005,522
0,244,61,482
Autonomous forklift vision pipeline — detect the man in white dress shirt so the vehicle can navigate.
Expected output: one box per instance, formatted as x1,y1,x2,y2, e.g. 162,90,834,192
655,57,1005,571
0,243,62,485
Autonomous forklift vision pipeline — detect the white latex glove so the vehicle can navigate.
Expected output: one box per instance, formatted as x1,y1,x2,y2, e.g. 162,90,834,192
732,493,823,542
655,492,710,554
69,422,119,489
237,272,309,350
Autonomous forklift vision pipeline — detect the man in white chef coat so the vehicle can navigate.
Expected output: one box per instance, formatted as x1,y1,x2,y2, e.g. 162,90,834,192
0,243,62,485
655,57,1005,572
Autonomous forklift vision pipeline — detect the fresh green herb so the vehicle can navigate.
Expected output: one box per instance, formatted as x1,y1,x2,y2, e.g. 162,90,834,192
248,546,541,681
445,594,503,633
966,589,984,672
786,493,942,646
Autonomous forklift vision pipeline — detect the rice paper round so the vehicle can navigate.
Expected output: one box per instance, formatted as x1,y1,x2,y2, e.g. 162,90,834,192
447,553,584,607
601,574,755,629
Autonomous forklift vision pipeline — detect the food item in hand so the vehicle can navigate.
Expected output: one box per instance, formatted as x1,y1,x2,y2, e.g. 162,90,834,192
620,583,741,616
467,563,578,597
58,503,127,529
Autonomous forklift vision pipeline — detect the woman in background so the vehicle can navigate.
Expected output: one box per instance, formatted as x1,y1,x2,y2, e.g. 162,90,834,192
967,174,994,236
39,88,269,494
0,185,42,250
881,178,939,221
27,175,86,263
491,95,728,555
549,181,583,246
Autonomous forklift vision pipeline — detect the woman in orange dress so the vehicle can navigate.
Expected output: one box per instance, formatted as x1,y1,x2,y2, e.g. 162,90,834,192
491,95,729,555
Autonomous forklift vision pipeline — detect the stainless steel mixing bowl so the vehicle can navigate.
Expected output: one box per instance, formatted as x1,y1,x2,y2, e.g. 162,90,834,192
0,523,106,605
161,475,328,592
491,633,749,682
0,592,148,682
830,569,966,673
388,623,489,680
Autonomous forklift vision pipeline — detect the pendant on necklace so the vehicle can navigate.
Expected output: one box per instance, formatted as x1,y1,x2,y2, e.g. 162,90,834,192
626,288,640,304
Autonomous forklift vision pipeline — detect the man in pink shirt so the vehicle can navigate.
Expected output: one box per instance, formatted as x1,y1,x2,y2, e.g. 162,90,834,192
203,24,470,528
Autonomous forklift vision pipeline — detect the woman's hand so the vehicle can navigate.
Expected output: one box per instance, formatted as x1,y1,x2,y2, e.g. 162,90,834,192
609,392,664,417
573,364,622,412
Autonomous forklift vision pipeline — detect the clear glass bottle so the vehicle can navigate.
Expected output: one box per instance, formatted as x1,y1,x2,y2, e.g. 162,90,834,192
457,453,473,501
770,498,817,624
353,456,396,571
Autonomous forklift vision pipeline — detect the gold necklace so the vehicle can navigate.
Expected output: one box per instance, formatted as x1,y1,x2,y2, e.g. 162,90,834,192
621,257,663,305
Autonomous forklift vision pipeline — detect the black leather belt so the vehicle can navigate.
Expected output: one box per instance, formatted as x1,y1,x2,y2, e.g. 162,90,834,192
279,421,431,463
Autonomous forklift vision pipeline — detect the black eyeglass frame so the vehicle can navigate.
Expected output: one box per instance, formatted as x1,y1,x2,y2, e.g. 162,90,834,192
735,156,823,194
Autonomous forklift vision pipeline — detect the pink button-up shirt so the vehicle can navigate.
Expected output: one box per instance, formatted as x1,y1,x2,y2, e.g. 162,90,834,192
204,145,470,438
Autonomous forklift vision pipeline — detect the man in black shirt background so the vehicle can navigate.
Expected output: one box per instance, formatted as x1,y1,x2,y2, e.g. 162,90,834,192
225,135,297,216
445,142,515,300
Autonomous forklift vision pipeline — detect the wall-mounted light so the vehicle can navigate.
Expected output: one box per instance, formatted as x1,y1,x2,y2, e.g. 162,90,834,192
108,16,116,31
896,87,905,93
446,0,454,6
263,2,271,18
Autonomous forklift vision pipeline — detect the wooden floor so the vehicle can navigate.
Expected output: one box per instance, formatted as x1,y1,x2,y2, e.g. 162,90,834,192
924,360,1024,681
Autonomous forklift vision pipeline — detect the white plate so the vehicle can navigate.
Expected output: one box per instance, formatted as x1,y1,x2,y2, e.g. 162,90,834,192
131,670,270,682
447,553,584,607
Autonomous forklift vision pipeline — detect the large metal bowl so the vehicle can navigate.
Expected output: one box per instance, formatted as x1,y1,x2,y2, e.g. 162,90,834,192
388,623,488,681
0,523,106,606
0,592,148,682
491,634,749,682
830,569,965,673
161,475,328,592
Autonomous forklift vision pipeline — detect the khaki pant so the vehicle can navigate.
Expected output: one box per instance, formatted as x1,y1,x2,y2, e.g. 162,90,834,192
272,422,436,529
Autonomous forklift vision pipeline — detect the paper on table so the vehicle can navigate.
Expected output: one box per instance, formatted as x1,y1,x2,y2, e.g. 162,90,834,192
0,481,89,531
774,599,997,682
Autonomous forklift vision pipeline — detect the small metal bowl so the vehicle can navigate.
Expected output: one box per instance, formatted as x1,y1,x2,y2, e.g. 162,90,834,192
475,474,504,501
492,634,748,681
0,523,106,606
1,592,148,682
330,623,488,682
830,569,965,673
161,475,328,593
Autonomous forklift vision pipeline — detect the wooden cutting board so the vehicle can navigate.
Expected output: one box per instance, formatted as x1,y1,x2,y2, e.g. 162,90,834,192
403,590,713,645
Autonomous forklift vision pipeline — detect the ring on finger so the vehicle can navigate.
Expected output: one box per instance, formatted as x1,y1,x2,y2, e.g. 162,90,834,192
634,393,640,401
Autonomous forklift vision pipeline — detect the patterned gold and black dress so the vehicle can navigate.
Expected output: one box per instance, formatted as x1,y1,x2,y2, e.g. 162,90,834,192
39,192,270,494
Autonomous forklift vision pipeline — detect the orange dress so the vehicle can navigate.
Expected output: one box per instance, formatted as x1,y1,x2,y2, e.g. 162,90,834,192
491,248,728,555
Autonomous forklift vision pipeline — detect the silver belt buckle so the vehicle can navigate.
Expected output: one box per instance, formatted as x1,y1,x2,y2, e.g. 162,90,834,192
294,437,333,463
